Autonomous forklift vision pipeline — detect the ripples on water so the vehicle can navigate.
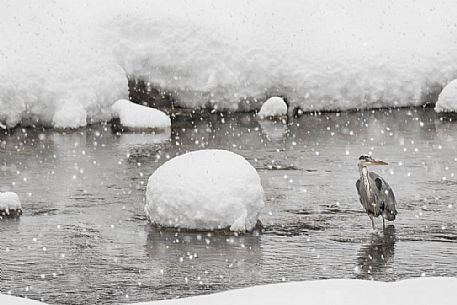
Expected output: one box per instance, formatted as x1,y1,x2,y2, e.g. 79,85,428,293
0,108,456,304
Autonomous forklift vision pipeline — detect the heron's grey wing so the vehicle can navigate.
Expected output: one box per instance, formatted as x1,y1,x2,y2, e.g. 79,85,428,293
356,178,371,214
369,172,398,220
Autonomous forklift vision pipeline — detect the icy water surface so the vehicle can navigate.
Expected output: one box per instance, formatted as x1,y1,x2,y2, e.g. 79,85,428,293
1,108,457,304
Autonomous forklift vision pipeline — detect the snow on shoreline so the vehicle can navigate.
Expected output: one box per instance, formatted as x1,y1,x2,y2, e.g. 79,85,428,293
2,1,457,128
135,277,457,305
0,294,45,305
145,150,264,231
2,277,456,305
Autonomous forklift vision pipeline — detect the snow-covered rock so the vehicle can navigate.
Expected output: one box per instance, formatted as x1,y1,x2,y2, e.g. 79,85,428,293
258,97,288,119
134,277,457,305
0,192,22,218
111,99,171,130
435,79,457,113
145,149,264,231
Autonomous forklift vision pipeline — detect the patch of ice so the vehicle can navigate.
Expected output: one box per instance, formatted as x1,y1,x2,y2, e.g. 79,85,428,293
134,277,457,305
111,99,170,130
145,149,264,231
258,97,288,119
435,79,457,113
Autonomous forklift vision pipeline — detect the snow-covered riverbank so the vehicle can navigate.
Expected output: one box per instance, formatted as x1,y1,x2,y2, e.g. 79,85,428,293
2,0,457,128
3,277,456,305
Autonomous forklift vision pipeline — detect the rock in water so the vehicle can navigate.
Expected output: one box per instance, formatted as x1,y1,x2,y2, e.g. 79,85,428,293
0,192,23,218
435,79,457,113
111,99,171,131
145,149,264,232
258,97,288,119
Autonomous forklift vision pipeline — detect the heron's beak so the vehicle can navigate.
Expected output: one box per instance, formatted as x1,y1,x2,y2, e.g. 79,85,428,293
370,160,388,166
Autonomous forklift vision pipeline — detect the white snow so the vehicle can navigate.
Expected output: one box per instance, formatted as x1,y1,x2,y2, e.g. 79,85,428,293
0,192,22,211
52,100,87,129
258,97,288,119
1,278,456,305
2,1,457,128
145,149,264,231
435,79,457,113
134,277,457,305
112,99,171,130
0,294,45,305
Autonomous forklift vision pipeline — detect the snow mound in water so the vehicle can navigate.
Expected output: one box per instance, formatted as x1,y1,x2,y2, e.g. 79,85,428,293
2,0,457,128
0,192,22,217
258,97,288,119
112,99,170,130
435,80,457,113
145,149,264,231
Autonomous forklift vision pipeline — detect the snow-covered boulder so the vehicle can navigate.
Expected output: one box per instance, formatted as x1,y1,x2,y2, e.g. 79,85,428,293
112,99,171,130
145,149,264,232
0,192,23,218
435,79,457,113
258,97,288,119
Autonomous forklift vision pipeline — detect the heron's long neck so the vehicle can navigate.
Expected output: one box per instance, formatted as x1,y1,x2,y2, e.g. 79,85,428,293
358,164,370,188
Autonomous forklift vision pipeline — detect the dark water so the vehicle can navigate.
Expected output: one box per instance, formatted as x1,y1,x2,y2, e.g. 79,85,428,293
0,108,456,304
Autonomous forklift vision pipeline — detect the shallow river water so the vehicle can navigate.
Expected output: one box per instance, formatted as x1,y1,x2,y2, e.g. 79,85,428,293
1,108,456,304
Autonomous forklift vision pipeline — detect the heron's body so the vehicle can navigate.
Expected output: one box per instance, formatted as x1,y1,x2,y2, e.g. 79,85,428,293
356,155,397,229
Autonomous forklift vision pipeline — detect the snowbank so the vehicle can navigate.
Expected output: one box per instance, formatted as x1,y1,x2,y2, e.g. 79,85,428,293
52,100,87,129
145,149,264,231
2,277,455,305
0,294,45,305
112,99,171,130
435,79,457,113
134,277,457,305
0,192,22,217
258,97,288,119
2,1,457,128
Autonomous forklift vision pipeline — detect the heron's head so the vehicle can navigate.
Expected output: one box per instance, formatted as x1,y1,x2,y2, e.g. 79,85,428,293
358,155,388,167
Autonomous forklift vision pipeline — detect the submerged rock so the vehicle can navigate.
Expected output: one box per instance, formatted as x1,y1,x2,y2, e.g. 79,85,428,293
145,149,264,232
0,192,23,219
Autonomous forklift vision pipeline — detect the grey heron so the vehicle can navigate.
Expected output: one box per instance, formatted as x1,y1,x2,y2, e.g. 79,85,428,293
356,155,398,230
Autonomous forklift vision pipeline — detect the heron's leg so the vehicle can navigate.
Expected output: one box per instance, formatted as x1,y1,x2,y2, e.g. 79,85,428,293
382,217,385,231
369,215,375,230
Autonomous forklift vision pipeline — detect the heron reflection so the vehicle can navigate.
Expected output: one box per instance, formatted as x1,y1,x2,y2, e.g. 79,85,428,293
356,225,396,280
